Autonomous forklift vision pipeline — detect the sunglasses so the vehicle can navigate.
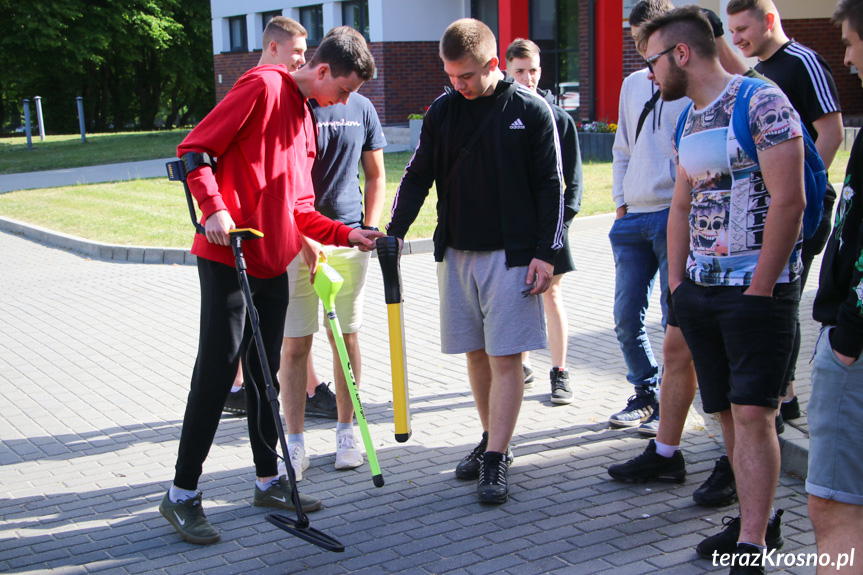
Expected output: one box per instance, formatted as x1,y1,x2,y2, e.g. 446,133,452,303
645,45,677,72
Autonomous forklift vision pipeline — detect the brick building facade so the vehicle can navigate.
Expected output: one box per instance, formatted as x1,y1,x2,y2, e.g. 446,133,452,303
209,1,861,126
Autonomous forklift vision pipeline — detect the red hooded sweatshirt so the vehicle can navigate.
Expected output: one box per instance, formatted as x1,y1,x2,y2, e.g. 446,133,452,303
178,64,352,278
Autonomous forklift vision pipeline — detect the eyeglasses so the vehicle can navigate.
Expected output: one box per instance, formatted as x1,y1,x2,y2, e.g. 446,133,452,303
645,45,677,72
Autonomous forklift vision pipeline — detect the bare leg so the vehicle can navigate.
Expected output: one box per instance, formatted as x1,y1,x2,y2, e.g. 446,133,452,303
233,363,243,387
278,335,314,435
486,353,525,453
656,326,697,447
730,404,780,546
542,275,567,369
809,495,863,574
326,329,361,424
466,349,492,432
305,347,320,397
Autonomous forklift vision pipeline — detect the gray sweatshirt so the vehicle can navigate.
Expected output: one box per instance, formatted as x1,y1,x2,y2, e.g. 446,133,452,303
612,69,691,213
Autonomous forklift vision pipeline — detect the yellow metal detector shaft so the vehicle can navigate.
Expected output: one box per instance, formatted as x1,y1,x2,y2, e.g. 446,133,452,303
376,236,411,442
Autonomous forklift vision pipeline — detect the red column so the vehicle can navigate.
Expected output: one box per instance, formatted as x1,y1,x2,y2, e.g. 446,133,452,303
498,0,529,68
594,0,623,122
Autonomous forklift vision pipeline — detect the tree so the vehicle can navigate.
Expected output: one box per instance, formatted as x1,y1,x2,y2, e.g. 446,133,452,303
0,0,214,134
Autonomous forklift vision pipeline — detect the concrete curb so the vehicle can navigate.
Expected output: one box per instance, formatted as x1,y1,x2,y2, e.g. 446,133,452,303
779,426,809,480
0,215,435,264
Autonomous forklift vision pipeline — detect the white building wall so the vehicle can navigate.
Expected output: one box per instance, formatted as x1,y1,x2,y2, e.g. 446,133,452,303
210,0,466,54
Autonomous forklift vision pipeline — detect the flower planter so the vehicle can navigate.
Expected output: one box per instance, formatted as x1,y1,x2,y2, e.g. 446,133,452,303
578,132,615,162
409,119,423,150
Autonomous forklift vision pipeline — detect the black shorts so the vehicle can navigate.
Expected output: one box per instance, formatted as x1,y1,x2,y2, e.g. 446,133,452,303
553,231,576,276
671,279,799,413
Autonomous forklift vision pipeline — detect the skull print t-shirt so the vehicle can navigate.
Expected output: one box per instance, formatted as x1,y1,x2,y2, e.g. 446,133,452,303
675,75,804,286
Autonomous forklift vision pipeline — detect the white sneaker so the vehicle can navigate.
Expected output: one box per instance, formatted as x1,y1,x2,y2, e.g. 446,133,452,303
335,429,364,470
281,443,310,482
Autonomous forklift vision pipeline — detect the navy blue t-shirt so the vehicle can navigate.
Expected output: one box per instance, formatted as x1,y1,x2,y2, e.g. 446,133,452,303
309,94,387,226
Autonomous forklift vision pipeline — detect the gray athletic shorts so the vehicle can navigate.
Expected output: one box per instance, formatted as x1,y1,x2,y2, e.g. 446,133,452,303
437,247,547,356
806,327,863,505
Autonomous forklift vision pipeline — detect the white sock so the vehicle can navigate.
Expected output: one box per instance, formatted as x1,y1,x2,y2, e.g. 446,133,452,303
230,384,242,393
781,397,794,404
654,440,679,458
256,477,279,491
287,434,304,447
336,422,353,433
169,486,197,503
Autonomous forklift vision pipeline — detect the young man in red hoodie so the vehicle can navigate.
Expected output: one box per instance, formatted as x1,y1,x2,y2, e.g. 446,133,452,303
159,21,381,545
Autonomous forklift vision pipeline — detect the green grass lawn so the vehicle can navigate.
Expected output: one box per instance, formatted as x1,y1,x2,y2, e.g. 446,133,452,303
0,130,189,175
0,143,842,248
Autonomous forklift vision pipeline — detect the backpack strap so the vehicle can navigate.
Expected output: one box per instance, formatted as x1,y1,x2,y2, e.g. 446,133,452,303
673,100,693,151
730,76,769,164
635,90,662,144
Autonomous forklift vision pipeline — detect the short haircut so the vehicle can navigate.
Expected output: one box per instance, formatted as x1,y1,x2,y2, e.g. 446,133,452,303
505,38,540,63
324,25,364,42
307,31,375,81
637,4,718,60
262,16,307,47
629,0,674,28
440,18,497,64
833,0,863,39
726,0,772,18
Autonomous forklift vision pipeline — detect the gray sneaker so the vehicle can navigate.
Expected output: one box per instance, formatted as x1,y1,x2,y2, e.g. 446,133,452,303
159,491,220,545
523,364,535,389
550,368,573,404
609,387,657,428
637,408,659,436
253,475,322,512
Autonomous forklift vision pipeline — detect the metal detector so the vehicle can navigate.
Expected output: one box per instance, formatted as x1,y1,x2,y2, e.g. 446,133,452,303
166,158,345,553
313,258,385,488
375,236,412,442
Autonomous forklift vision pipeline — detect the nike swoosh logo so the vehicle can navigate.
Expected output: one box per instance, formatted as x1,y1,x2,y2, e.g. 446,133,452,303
271,496,286,503
173,511,185,526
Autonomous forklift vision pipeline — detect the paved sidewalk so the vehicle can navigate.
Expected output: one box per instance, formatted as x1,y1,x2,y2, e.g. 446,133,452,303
0,146,410,194
0,219,819,574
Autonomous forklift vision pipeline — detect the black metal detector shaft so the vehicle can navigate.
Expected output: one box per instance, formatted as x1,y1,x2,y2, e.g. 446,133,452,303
166,159,344,553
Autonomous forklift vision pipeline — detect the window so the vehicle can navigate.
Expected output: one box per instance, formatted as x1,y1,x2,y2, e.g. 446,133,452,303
228,15,248,52
471,0,499,44
300,5,324,45
342,0,369,41
530,0,579,111
261,10,281,32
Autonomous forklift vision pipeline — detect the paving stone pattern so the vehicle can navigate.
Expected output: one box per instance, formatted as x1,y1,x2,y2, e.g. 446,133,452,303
0,225,821,574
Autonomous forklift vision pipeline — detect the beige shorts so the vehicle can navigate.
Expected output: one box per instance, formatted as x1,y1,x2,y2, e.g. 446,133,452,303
284,246,371,337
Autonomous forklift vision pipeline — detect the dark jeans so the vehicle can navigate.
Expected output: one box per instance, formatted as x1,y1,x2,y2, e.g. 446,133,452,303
672,279,800,414
173,258,288,490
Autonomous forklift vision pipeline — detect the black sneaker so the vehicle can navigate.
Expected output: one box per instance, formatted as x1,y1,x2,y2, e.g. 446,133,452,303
729,543,766,574
305,382,337,419
780,396,801,420
693,455,738,507
775,412,785,435
477,451,509,504
223,385,247,416
454,432,514,480
523,364,535,389
695,510,784,558
609,387,657,427
607,439,686,483
550,368,573,404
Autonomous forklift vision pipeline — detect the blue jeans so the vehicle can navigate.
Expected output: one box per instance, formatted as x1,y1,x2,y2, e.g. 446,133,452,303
608,209,669,388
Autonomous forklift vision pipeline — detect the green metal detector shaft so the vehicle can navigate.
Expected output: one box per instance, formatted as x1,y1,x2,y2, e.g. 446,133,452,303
313,259,384,488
